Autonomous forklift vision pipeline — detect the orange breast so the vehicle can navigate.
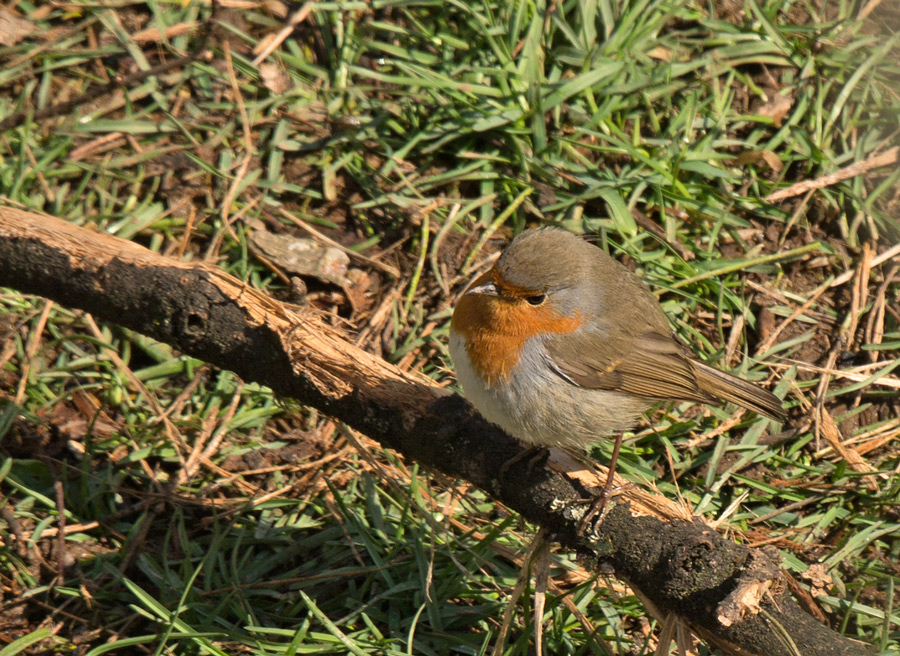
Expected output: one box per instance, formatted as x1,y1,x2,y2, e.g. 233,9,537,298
451,284,583,386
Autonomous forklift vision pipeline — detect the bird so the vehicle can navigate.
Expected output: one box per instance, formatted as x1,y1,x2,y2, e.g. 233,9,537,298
448,227,786,521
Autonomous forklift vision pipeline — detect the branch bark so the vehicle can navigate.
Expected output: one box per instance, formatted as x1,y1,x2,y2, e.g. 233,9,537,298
0,207,872,656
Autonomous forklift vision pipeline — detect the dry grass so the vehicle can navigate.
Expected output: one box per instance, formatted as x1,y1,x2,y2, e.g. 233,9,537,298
0,0,898,654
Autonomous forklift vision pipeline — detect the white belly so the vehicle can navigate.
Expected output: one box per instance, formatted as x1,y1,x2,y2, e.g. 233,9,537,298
449,329,650,449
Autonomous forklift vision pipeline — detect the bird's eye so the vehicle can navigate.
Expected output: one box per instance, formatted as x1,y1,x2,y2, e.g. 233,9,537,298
525,294,546,306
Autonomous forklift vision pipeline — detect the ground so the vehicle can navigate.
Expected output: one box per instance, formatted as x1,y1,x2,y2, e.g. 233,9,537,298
0,1,898,654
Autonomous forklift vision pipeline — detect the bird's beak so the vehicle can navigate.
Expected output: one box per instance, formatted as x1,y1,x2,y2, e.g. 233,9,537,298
462,269,499,297
465,281,499,296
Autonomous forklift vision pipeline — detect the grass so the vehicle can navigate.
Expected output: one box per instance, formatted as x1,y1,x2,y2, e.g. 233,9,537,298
1,0,899,654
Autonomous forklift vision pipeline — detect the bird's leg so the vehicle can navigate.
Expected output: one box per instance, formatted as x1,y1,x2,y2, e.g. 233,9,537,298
499,445,550,483
578,431,624,534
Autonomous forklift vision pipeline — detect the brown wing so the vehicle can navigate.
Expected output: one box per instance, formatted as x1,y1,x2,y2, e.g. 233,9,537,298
544,329,787,420
544,329,716,404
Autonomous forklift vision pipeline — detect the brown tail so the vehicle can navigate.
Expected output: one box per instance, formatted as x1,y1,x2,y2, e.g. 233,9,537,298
692,361,786,421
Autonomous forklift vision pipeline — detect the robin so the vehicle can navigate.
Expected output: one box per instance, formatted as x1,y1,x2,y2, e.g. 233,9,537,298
449,227,786,521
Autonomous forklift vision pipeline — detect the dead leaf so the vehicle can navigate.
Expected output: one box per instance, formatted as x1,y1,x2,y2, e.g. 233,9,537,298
801,563,833,596
260,63,292,94
0,7,36,46
731,150,784,173
754,89,793,125
250,229,350,285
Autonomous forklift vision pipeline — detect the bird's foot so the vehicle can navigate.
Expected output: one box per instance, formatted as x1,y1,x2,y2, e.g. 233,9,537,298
578,488,614,536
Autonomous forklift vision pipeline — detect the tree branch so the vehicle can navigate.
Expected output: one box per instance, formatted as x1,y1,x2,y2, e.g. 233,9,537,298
0,206,871,656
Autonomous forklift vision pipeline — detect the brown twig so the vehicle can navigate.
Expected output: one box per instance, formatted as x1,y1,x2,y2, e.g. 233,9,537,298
764,146,899,202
